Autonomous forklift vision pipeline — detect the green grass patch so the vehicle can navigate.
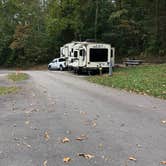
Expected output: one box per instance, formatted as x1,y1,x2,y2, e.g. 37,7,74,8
0,86,18,95
87,64,166,99
8,73,29,82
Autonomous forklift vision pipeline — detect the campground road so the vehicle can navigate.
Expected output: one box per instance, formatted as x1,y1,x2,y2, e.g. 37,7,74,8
0,70,166,166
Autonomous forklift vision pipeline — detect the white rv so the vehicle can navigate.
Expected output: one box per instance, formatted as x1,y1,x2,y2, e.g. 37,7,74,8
68,41,115,73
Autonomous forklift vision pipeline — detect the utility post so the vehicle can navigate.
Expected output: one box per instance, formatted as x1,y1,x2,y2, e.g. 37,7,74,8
109,60,113,76
99,64,102,76
94,0,99,41
109,47,115,76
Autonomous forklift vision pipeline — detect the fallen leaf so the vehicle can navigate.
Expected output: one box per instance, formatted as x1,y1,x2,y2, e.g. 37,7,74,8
25,121,30,125
80,111,87,115
63,157,71,163
43,160,47,166
78,153,95,159
160,161,166,165
136,144,142,148
44,131,50,141
61,137,70,143
129,156,137,161
161,120,166,124
31,109,38,112
92,121,97,127
23,142,32,148
76,135,88,141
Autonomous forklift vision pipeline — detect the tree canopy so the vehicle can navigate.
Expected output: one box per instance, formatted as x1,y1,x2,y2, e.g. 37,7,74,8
0,0,165,67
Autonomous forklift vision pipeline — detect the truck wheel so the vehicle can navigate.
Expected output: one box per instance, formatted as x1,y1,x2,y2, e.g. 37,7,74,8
59,65,63,71
48,65,51,70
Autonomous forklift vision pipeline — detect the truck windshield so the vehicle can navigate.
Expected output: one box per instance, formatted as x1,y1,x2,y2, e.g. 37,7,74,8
59,58,65,62
90,48,108,62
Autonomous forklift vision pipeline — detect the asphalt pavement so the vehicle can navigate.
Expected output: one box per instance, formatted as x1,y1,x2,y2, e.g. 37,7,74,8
0,70,166,166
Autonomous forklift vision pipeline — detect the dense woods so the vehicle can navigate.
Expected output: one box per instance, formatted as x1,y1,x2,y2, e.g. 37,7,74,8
0,0,166,67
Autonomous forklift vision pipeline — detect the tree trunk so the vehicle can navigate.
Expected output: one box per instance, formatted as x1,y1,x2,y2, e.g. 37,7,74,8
94,0,99,41
155,0,159,48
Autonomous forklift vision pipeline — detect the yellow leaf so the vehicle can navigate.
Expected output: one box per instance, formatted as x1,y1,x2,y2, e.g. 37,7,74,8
92,121,97,127
161,120,166,124
76,135,88,141
129,156,137,161
63,157,71,163
61,137,70,143
44,131,50,141
78,153,95,159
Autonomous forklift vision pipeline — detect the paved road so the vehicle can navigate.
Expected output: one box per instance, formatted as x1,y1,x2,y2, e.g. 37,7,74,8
0,71,166,166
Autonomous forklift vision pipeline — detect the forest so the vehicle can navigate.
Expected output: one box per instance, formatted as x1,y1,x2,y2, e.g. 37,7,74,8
0,0,166,67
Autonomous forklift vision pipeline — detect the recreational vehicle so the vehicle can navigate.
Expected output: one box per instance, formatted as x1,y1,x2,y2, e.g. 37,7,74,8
68,41,115,73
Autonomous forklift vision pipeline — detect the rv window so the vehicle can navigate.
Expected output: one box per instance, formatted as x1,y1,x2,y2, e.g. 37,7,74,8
74,51,78,57
71,48,73,53
90,48,108,62
80,50,85,56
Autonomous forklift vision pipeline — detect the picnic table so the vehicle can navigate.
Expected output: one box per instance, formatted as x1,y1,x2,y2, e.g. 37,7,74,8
123,59,143,66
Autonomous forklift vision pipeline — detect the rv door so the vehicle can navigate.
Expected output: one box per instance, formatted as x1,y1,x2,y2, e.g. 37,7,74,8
79,49,85,67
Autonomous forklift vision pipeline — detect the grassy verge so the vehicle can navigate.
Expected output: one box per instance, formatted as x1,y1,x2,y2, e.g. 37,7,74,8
87,64,166,99
8,73,29,82
0,86,18,95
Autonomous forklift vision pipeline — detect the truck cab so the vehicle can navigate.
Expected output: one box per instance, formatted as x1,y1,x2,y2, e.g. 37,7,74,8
48,58,66,71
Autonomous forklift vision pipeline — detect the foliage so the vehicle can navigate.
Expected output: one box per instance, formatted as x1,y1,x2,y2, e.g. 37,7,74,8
0,0,166,67
87,64,166,99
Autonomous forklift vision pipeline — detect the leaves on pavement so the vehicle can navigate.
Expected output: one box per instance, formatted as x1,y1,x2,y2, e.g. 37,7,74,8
78,153,95,159
44,131,50,141
161,120,166,124
92,121,97,127
61,137,70,143
129,156,137,161
63,157,71,163
76,135,88,141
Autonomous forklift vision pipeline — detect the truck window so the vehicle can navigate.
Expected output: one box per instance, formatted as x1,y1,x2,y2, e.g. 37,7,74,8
59,58,65,62
90,48,108,62
53,59,57,63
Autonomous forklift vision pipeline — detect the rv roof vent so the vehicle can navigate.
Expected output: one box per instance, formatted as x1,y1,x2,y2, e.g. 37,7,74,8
85,39,96,42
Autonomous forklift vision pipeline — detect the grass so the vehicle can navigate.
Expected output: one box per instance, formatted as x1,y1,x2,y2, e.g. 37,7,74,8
8,73,29,82
0,86,18,95
87,64,166,99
